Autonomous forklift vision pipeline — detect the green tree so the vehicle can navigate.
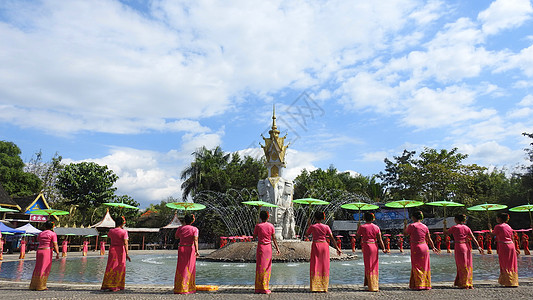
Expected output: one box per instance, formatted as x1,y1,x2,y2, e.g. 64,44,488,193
0,141,42,196
522,132,533,201
180,146,230,200
25,150,64,204
56,162,118,225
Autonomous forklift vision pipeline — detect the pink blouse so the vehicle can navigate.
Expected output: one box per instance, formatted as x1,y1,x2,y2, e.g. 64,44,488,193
406,222,428,244
37,230,58,248
493,223,514,243
306,223,332,242
448,224,472,242
357,223,381,243
254,222,275,244
108,227,129,247
175,225,199,245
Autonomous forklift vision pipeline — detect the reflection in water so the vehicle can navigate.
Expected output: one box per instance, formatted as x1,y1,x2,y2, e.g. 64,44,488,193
0,253,531,285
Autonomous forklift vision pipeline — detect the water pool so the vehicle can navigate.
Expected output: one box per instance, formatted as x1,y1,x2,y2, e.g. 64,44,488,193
1,253,532,285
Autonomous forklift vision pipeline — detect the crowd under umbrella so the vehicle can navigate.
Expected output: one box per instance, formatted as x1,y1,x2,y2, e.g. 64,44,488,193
340,202,379,224
384,199,425,222
509,204,533,229
467,203,508,229
292,198,329,239
241,200,278,220
425,200,465,219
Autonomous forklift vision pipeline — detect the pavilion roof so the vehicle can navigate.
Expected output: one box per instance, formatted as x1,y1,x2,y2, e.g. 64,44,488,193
91,209,116,228
161,212,182,229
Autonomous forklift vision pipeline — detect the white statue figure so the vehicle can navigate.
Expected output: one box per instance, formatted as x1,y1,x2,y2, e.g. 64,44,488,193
257,177,296,240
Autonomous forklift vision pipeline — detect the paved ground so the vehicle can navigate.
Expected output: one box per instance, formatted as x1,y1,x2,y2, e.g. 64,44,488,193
1,249,533,299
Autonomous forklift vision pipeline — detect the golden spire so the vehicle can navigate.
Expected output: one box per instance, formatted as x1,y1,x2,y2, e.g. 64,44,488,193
269,104,280,136
261,104,288,178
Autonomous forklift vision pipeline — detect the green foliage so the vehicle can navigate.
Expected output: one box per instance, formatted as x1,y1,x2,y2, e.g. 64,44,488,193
378,147,487,203
0,140,42,196
56,162,118,224
293,165,385,201
180,146,267,200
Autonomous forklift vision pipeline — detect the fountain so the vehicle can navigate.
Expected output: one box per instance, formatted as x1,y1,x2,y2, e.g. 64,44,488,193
202,108,368,262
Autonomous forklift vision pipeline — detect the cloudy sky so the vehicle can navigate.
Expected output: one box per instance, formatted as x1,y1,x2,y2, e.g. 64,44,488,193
1,0,533,208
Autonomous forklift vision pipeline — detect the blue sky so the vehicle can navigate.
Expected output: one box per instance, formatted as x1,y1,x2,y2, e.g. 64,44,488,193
1,0,533,208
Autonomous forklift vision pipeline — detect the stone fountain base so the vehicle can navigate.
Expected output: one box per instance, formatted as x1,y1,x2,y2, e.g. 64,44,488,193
203,240,357,262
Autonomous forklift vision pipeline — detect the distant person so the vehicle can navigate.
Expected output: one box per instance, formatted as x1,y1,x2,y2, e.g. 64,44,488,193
61,239,68,257
485,233,493,254
19,238,26,259
521,233,530,255
0,232,4,260
397,235,404,253
403,211,439,290
82,239,89,256
253,210,281,294
306,211,342,292
174,214,199,294
100,240,106,255
443,214,483,289
445,234,452,253
434,234,442,250
29,221,59,290
490,213,519,287
101,216,131,291
356,212,388,292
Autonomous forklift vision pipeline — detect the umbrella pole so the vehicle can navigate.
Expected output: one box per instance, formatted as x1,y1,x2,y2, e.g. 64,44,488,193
486,210,491,230
529,210,532,229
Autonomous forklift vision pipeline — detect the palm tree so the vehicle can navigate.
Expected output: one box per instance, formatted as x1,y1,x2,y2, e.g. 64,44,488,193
180,146,230,200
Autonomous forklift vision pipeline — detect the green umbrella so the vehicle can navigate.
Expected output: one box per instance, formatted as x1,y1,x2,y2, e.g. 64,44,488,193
242,200,278,220
509,204,533,229
103,201,139,210
385,199,424,221
1,232,15,235
28,209,69,216
425,200,464,218
242,200,278,208
340,202,379,223
0,207,18,212
101,235,108,238
166,202,206,211
293,198,329,205
467,203,507,229
293,198,330,239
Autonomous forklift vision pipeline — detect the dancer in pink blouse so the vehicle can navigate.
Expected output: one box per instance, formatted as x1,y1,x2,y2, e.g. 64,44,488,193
29,222,60,290
253,210,281,294
61,240,68,257
101,217,130,291
491,213,519,287
443,214,483,289
174,214,200,294
306,211,342,292
404,211,439,290
356,212,388,292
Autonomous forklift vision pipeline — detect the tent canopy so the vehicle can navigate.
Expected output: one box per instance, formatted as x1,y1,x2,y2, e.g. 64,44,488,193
16,223,42,234
0,222,25,233
125,227,160,233
54,227,99,236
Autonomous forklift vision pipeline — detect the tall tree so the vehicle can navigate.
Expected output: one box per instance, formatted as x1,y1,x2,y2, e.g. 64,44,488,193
522,132,533,201
0,141,42,196
25,150,64,204
56,162,118,225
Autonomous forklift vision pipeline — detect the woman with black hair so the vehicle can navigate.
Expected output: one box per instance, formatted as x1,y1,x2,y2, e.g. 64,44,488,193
253,210,281,294
491,212,519,287
356,212,388,292
403,210,438,290
443,214,483,289
29,221,59,290
101,216,130,292
174,214,199,294
306,210,342,292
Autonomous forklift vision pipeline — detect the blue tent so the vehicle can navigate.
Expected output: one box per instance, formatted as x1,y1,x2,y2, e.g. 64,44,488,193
0,222,25,233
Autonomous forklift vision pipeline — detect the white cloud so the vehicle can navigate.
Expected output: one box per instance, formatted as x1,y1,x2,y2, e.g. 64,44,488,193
359,151,390,162
478,0,533,35
457,141,524,166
